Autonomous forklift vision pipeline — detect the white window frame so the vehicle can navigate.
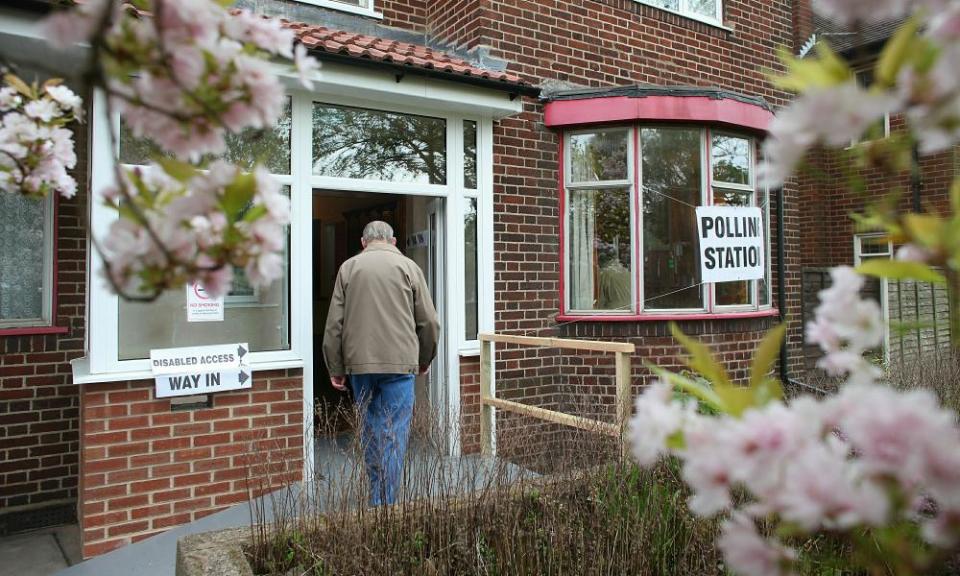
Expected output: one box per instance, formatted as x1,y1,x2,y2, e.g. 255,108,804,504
294,0,383,19
635,0,724,27
854,233,893,364
0,193,55,329
562,126,772,318
711,131,760,312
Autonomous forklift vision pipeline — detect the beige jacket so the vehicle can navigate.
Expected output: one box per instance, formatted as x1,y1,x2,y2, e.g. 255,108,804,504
322,243,440,376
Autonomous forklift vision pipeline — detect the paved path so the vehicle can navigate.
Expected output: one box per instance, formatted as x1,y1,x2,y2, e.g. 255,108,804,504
0,525,81,576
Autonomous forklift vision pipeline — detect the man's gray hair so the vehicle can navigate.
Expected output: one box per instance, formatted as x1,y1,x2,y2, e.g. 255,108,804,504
362,220,395,243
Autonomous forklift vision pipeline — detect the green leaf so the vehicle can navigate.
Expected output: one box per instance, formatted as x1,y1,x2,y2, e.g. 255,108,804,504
951,179,960,215
712,384,755,418
856,259,946,284
4,73,33,98
752,378,784,407
903,213,945,249
669,323,733,389
646,364,725,413
877,16,922,87
221,172,256,222
773,44,851,93
156,157,198,183
242,203,268,223
750,323,786,390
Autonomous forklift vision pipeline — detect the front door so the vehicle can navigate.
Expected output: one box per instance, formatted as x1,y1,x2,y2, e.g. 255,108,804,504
426,199,446,414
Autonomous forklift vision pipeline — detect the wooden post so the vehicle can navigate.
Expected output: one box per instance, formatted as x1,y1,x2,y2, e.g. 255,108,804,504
614,350,632,461
480,337,495,457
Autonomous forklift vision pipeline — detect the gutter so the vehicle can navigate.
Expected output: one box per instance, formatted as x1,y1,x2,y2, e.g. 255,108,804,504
312,50,541,99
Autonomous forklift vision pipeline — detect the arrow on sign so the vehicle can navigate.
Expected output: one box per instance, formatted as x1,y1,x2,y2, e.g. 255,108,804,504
239,370,249,385
237,345,248,361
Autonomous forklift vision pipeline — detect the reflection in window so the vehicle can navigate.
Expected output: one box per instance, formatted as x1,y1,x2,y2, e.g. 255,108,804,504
0,194,49,325
312,104,447,185
119,98,292,175
712,134,750,185
464,120,478,190
117,188,291,360
569,188,632,312
642,127,703,310
687,0,718,18
569,130,628,183
464,198,478,340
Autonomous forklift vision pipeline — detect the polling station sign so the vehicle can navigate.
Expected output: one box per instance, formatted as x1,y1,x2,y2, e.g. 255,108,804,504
150,343,251,398
696,206,765,284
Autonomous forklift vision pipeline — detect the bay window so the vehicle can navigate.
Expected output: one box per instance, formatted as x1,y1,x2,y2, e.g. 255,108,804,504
562,125,771,318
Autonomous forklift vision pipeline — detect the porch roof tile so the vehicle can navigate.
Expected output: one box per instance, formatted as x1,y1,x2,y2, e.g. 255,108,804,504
280,19,528,89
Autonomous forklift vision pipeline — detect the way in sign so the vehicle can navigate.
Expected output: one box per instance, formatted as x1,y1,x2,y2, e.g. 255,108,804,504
167,370,249,391
156,369,251,398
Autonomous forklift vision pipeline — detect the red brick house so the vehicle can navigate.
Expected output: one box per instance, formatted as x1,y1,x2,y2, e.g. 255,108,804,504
0,0,802,558
795,12,958,369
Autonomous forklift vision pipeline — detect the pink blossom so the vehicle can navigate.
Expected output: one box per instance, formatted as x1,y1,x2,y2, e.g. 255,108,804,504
718,514,796,576
628,381,694,466
294,44,322,89
896,243,934,263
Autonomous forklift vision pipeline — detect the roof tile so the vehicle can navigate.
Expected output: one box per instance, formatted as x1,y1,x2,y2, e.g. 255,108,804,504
277,18,527,88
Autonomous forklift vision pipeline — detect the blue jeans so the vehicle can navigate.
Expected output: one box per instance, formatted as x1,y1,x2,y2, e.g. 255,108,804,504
349,373,415,506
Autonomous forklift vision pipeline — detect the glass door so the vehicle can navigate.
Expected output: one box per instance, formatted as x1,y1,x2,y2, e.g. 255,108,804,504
426,199,446,414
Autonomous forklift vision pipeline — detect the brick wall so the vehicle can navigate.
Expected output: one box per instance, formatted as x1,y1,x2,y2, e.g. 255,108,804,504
78,370,303,558
0,98,89,527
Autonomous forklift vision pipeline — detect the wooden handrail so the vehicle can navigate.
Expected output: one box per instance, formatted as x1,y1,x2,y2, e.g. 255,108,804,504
479,332,635,354
479,333,633,459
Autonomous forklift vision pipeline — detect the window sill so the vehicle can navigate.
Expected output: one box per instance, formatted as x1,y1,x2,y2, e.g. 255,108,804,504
70,356,305,385
0,325,69,337
294,0,383,19
632,1,733,33
557,308,779,322
459,347,481,358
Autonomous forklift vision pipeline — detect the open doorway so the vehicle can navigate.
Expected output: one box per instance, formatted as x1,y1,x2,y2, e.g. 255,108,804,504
312,190,446,446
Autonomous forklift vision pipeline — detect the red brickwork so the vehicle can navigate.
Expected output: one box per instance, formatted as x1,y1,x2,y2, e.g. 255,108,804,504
78,370,303,558
380,0,428,33
0,105,88,519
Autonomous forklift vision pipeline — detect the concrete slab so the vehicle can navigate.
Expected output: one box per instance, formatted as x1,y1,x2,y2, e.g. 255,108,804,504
0,531,68,576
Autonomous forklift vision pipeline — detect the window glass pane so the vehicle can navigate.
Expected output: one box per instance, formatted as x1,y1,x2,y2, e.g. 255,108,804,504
312,104,447,184
464,198,478,340
713,187,753,306
464,120,478,190
568,188,632,312
569,130,628,183
0,194,47,323
859,236,891,256
759,188,770,307
641,127,703,310
687,0,718,19
646,0,680,10
117,188,291,360
712,134,750,186
329,0,367,6
120,99,292,174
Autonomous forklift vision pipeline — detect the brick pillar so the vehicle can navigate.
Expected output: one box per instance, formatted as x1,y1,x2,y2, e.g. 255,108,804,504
78,370,303,558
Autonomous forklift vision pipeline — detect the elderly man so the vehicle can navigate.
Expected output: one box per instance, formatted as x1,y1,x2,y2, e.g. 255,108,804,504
322,220,440,506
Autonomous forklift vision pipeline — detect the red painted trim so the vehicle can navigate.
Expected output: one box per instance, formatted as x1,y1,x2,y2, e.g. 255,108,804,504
52,193,60,328
633,127,641,312
558,136,567,315
0,325,69,336
545,96,773,133
0,194,64,338
556,309,780,323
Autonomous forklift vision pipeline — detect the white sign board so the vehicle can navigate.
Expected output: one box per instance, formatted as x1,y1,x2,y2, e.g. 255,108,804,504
150,343,251,398
186,281,224,322
696,206,765,284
